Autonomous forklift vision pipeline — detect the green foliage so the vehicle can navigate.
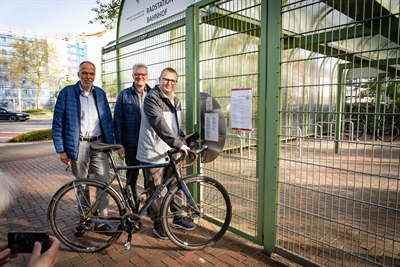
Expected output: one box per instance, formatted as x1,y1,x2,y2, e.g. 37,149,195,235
63,79,75,87
89,0,120,30
9,129,52,142
24,109,43,113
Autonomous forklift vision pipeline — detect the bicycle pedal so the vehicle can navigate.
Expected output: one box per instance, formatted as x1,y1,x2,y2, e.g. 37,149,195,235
75,224,90,237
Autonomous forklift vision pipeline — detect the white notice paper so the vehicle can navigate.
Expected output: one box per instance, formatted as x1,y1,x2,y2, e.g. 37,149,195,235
204,113,219,142
206,97,213,111
230,88,253,131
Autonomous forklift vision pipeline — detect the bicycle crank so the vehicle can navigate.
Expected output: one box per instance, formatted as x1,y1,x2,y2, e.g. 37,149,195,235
121,213,142,250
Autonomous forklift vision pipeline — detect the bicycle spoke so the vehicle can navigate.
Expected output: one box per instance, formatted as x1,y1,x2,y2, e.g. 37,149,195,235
49,180,124,253
161,176,232,250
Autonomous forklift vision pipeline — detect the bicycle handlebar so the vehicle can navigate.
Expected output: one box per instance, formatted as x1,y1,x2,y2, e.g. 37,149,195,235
168,144,208,168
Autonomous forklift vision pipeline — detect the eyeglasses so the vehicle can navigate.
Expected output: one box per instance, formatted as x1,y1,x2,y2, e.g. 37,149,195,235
133,73,147,77
162,78,177,85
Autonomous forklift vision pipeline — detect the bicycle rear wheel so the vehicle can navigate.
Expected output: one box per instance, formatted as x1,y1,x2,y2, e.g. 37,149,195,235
48,179,124,253
161,175,232,250
376,120,399,142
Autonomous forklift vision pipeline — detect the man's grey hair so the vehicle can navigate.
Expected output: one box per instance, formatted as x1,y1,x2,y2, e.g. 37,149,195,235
132,63,148,73
0,171,18,213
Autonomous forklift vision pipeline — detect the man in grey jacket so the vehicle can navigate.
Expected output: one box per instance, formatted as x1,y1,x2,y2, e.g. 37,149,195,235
136,67,194,239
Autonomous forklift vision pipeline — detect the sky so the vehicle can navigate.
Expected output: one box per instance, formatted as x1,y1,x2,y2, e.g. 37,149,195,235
0,0,116,80
0,0,111,36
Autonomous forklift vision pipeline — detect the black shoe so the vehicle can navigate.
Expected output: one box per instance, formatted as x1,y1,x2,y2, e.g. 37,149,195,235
94,224,114,236
153,223,168,240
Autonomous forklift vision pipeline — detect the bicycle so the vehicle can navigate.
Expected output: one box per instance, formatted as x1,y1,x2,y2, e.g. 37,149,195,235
47,136,232,253
343,113,399,142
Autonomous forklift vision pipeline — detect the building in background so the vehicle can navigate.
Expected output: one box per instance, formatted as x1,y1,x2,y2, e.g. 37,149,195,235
0,26,88,110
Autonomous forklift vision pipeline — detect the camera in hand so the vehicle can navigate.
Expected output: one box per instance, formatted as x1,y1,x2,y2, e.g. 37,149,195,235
8,232,50,254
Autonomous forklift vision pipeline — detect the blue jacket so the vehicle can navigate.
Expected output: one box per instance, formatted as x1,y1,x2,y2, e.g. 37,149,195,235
52,81,114,160
113,84,151,147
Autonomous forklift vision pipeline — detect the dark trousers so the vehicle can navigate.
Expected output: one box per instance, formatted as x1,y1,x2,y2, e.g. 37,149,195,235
144,166,182,223
124,146,143,200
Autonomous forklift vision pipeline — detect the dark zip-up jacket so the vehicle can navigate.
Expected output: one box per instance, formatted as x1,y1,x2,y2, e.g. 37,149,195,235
113,83,151,147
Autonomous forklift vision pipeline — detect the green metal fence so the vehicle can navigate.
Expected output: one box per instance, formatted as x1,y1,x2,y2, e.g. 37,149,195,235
197,0,262,242
102,0,400,266
278,0,400,266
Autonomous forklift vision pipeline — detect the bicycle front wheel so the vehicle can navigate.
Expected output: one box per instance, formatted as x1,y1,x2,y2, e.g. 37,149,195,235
48,179,124,253
376,121,399,142
161,175,232,250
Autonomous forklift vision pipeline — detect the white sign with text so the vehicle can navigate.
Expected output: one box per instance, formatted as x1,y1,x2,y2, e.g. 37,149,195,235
119,0,195,37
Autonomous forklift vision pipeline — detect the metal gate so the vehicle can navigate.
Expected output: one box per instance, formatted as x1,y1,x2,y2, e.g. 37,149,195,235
196,0,262,243
278,0,400,266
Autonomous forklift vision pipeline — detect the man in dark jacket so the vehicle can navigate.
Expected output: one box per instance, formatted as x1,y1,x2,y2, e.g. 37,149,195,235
113,63,151,205
52,61,114,234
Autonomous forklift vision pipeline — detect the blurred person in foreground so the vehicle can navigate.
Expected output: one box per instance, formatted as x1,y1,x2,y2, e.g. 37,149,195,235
113,63,151,210
136,67,195,239
0,171,60,267
52,61,114,235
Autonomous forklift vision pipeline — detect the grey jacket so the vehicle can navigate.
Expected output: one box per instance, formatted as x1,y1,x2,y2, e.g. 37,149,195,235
136,85,185,163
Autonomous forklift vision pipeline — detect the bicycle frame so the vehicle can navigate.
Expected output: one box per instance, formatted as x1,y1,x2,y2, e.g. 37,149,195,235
48,141,233,252
80,145,204,249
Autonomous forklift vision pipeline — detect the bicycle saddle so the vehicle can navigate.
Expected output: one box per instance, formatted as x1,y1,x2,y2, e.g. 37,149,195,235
90,143,123,152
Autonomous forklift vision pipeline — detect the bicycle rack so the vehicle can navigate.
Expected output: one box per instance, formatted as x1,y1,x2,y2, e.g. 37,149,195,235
300,123,323,141
341,119,354,141
281,126,302,157
317,121,335,139
246,128,257,158
317,119,354,141
214,133,243,173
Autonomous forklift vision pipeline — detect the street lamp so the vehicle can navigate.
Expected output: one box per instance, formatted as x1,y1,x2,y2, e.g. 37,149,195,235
17,78,26,112
54,75,69,110
56,75,69,96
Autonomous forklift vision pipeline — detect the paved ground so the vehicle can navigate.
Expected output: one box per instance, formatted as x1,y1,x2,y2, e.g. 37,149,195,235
0,141,296,267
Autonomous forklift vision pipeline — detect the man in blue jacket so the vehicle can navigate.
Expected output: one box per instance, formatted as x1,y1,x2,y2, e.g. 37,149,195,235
113,63,151,207
52,61,114,235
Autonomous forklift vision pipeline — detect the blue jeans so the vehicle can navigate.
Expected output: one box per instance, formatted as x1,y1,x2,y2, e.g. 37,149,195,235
71,138,110,216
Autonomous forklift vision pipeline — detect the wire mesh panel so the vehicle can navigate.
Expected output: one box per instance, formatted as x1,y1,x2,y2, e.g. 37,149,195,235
279,0,400,266
102,14,187,128
198,0,261,238
101,14,188,190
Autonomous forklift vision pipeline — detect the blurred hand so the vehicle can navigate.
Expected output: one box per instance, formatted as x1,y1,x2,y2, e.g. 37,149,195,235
28,236,60,267
183,134,190,145
180,144,190,156
59,152,70,166
0,243,18,266
117,147,125,160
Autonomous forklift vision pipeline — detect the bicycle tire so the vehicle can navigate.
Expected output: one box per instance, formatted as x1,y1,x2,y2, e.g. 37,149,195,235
160,175,232,250
48,179,124,253
376,121,399,142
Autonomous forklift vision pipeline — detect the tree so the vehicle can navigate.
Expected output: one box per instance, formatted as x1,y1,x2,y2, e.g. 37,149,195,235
89,0,121,30
0,38,61,109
